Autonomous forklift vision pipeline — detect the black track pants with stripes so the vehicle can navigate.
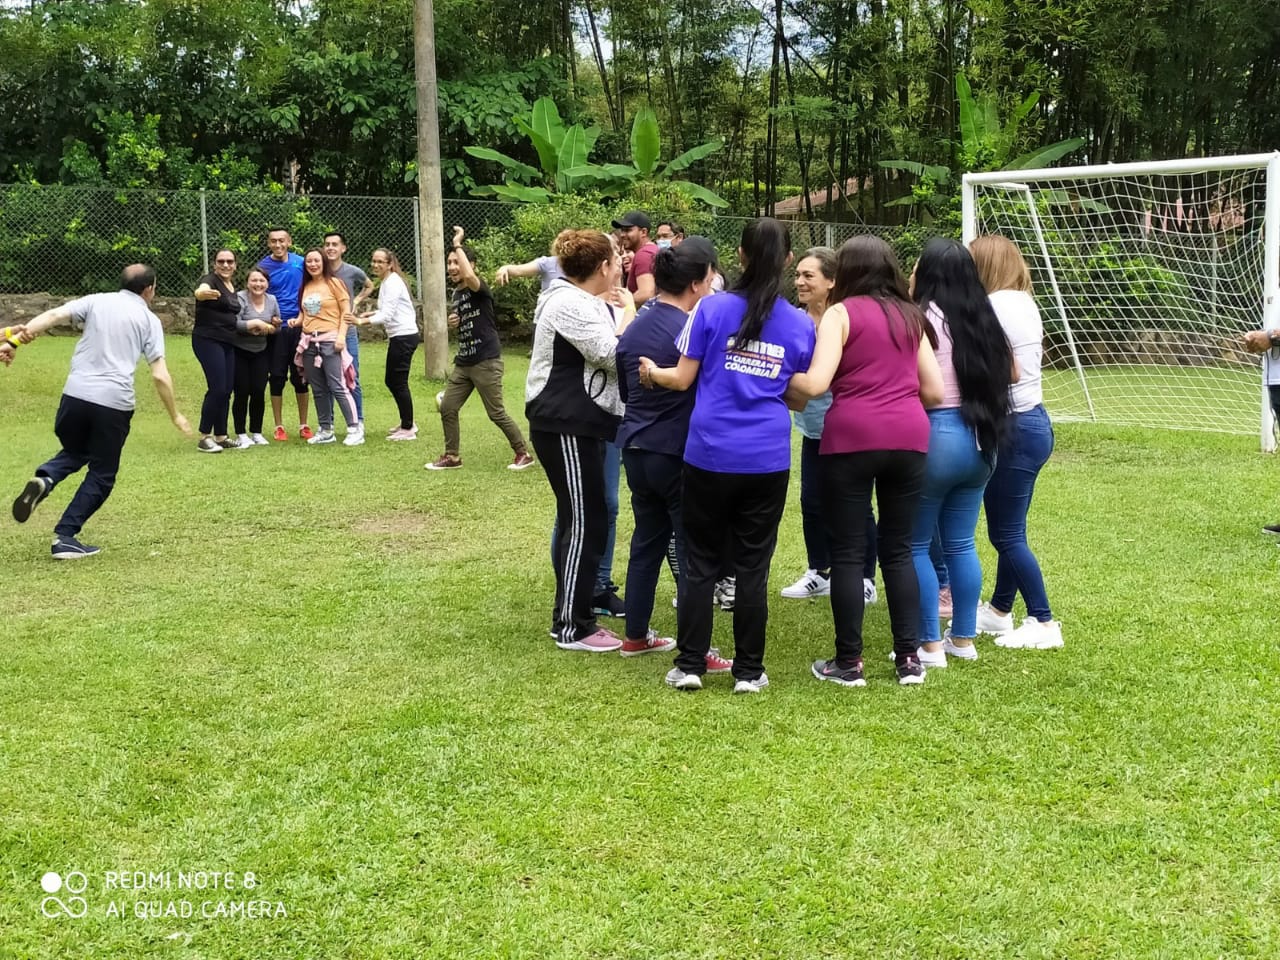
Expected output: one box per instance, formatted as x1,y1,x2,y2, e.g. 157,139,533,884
531,429,610,643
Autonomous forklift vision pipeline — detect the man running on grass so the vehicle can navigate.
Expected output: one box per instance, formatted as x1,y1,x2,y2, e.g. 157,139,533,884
9,264,192,559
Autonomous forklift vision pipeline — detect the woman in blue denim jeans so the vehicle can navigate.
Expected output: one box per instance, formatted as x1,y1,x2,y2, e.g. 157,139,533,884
909,238,1015,667
968,235,1064,650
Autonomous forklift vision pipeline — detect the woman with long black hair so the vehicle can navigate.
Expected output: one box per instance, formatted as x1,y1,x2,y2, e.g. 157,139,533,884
639,218,815,694
909,237,1014,666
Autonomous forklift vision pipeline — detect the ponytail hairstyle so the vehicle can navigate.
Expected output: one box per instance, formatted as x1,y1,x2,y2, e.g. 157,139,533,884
372,248,405,278
653,239,717,296
829,235,934,350
730,217,791,345
912,237,1012,451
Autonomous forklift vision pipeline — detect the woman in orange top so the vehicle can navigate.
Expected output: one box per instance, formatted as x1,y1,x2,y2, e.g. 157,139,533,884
293,248,362,445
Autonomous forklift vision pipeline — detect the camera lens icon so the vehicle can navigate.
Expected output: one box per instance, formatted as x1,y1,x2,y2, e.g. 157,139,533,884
40,871,88,918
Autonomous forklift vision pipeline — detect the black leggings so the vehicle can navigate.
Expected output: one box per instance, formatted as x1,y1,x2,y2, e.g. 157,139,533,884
386,333,421,429
192,335,235,436
820,449,926,664
232,347,270,435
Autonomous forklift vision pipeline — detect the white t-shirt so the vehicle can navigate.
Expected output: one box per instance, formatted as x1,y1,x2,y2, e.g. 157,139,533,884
1264,339,1280,386
62,290,165,411
989,289,1043,413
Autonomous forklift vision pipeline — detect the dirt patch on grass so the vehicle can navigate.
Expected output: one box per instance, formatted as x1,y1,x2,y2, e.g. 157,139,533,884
350,511,434,536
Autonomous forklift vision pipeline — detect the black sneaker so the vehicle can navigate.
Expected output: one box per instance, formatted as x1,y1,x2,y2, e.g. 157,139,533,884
1263,523,1280,536
812,658,866,688
13,476,51,523
51,535,101,560
592,587,625,618
895,655,926,686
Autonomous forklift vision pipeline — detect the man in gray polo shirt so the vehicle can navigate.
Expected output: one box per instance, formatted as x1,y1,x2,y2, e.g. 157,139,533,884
323,231,373,426
10,264,192,559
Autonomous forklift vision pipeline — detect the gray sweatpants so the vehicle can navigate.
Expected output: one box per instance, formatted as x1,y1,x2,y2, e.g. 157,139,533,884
302,340,358,431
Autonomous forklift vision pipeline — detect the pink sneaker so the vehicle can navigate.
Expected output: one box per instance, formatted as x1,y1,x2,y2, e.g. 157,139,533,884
938,586,953,619
704,648,733,673
556,628,622,653
387,427,418,442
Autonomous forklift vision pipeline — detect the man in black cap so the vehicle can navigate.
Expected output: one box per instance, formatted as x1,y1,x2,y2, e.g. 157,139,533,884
611,210,659,307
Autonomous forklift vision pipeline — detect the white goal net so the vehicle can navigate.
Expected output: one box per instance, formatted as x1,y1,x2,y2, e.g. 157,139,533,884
963,154,1280,450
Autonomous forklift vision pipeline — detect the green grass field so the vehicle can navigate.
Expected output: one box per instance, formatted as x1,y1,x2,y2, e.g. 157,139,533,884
2,338,1279,958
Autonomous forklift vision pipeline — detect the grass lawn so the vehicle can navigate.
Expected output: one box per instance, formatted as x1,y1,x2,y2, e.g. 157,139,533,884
2,338,1279,959
1043,363,1264,437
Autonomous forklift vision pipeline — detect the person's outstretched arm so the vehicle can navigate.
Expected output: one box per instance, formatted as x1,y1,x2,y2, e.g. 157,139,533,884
149,357,192,436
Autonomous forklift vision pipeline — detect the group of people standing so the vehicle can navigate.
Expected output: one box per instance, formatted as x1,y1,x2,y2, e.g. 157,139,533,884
525,213,1063,693
189,228,421,452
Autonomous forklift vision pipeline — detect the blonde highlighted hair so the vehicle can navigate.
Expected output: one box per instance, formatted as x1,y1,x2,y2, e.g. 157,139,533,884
968,234,1032,294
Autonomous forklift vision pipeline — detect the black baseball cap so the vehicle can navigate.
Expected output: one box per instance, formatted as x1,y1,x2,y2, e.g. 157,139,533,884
677,235,719,269
611,210,651,230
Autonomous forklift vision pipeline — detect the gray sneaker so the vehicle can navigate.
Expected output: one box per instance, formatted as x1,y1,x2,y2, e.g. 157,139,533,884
665,667,702,691
733,672,769,694
196,437,223,454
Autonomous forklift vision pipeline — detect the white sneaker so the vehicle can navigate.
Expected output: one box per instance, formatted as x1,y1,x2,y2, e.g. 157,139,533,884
733,673,769,694
343,425,365,446
942,632,979,661
250,433,269,446
996,618,1064,650
665,667,702,691
863,578,878,604
975,602,1014,635
917,646,947,668
233,433,254,449
307,428,337,445
781,569,830,599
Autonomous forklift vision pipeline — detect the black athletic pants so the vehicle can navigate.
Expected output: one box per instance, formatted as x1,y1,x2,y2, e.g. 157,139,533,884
621,448,685,641
232,346,269,435
674,464,789,681
820,449,926,664
530,429,609,644
386,333,421,429
36,394,133,538
267,327,307,396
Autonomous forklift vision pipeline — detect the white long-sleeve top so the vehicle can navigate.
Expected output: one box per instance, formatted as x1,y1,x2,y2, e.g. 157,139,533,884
366,272,419,338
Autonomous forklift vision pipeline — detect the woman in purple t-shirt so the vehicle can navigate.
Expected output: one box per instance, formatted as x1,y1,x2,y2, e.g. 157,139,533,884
787,236,944,687
639,218,815,694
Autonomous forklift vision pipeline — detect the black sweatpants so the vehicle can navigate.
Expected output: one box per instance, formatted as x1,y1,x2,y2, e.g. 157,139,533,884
622,448,685,641
232,346,269,434
674,464,789,681
820,449,926,664
386,333,421,429
36,394,133,538
530,429,609,644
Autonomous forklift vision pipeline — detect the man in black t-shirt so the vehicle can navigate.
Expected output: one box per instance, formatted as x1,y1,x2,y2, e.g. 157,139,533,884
426,227,534,471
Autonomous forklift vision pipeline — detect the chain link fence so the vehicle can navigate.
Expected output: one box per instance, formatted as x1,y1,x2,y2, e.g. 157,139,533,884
0,184,914,327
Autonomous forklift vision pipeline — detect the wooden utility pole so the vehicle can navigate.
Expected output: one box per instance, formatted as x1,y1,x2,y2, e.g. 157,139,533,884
414,0,448,378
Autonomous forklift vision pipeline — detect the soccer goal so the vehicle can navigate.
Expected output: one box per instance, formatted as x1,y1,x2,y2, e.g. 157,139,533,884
962,153,1280,451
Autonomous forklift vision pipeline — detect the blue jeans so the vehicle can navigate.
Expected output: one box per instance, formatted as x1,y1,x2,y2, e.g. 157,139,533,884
911,408,994,641
345,326,363,421
985,404,1054,621
549,439,622,595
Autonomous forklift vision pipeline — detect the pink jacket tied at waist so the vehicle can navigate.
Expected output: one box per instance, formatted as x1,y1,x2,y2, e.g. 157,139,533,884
294,330,357,393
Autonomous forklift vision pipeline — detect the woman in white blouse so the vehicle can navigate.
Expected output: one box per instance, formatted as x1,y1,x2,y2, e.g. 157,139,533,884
358,248,421,440
968,235,1063,650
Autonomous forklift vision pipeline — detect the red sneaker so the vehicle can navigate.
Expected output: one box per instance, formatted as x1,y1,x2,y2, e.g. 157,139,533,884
299,424,315,440
508,452,536,471
619,630,676,657
272,426,288,442
704,648,733,673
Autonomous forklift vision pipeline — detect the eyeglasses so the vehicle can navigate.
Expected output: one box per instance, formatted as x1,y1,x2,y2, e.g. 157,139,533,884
215,259,236,265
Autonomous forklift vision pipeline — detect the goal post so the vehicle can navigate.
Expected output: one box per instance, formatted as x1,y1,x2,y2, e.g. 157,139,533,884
962,152,1280,451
